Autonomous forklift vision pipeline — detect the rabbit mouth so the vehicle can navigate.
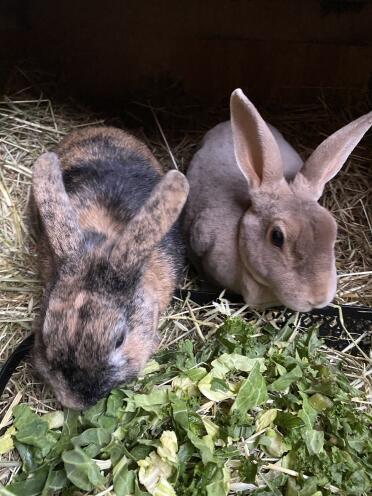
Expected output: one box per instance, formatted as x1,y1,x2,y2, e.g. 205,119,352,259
55,393,86,411
44,378,87,410
306,298,332,311
278,296,332,313
293,303,314,312
270,293,311,312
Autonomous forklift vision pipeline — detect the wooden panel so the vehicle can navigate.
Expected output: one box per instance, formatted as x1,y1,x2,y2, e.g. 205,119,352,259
1,0,372,105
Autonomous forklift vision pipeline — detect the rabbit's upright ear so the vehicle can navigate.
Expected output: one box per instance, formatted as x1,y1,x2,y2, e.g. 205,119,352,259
32,153,84,261
295,111,372,200
230,89,283,190
110,170,189,269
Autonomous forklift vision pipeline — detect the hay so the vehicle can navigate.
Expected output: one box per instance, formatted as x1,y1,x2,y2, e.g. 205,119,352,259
0,78,371,487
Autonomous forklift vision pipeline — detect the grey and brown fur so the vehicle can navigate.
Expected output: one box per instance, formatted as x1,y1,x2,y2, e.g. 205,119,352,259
31,127,189,409
184,89,372,312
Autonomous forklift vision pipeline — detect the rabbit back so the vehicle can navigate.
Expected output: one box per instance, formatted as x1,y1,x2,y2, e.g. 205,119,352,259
39,127,185,309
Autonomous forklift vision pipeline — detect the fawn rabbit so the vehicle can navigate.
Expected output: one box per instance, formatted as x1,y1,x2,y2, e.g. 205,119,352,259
184,89,372,312
31,127,189,409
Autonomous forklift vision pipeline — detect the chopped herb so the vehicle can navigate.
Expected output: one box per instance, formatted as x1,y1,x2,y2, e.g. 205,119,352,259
1,318,371,495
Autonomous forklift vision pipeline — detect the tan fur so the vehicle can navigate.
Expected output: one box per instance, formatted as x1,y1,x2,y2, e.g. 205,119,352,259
78,203,122,238
109,170,189,269
230,91,282,189
143,251,176,313
294,111,372,200
57,126,163,173
123,330,158,374
185,88,372,312
36,239,56,285
32,153,84,260
73,291,88,309
31,126,188,409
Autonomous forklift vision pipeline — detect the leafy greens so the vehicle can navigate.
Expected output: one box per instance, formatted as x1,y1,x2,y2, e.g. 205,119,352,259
0,316,370,495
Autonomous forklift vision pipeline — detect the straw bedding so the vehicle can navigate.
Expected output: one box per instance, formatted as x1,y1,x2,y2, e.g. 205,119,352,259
0,74,371,486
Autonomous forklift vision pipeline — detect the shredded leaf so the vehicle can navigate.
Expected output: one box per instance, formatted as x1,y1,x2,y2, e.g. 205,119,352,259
3,317,371,495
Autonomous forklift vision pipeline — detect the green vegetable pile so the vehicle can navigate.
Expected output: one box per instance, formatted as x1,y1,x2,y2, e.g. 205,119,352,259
0,317,371,495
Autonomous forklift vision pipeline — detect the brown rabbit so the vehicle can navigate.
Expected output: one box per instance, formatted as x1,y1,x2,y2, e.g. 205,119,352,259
31,127,189,409
184,89,372,312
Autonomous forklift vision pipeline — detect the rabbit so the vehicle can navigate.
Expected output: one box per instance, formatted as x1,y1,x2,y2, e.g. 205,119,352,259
184,88,372,312
30,126,189,410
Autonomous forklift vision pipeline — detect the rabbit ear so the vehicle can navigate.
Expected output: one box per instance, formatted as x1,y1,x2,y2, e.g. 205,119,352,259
295,111,372,200
32,153,84,260
110,170,189,268
230,88,283,190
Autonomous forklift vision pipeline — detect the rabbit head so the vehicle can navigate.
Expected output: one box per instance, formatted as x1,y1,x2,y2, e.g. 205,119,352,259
32,153,188,409
231,89,372,312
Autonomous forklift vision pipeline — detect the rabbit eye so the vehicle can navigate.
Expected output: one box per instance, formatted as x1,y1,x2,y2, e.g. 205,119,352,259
271,227,284,248
115,333,125,349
